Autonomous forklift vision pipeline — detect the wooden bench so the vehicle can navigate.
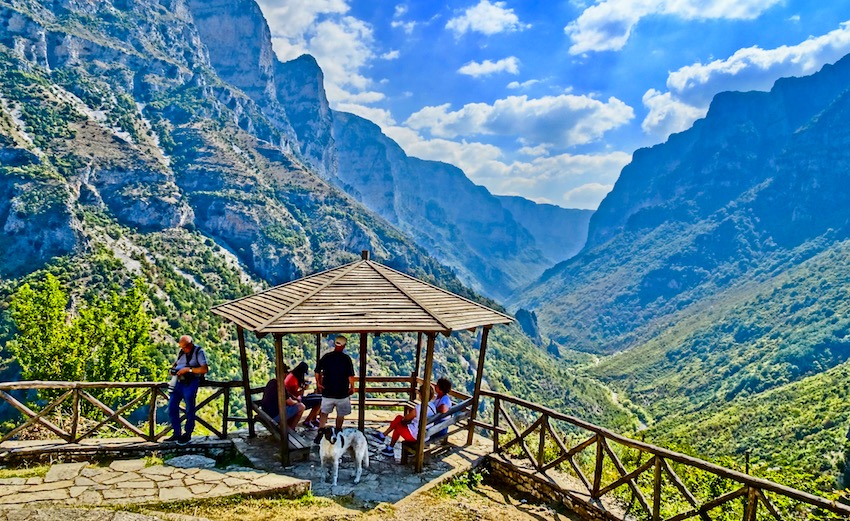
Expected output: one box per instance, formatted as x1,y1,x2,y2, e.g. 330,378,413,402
250,400,311,461
401,398,473,465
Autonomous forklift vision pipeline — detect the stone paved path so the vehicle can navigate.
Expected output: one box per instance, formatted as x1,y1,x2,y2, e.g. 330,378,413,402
0,415,490,516
238,416,492,507
0,458,308,508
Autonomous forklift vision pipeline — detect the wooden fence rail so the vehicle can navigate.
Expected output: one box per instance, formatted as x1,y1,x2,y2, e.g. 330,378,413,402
0,378,472,447
476,390,850,521
0,380,242,444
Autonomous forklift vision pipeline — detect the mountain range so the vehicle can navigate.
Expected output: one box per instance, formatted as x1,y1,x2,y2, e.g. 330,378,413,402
0,0,626,430
515,52,850,484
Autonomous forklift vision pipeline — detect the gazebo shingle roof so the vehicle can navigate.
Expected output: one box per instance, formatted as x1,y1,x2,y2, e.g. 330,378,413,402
210,258,513,334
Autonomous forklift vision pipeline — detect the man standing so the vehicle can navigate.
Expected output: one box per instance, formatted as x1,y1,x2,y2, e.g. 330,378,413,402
166,335,209,445
315,335,355,431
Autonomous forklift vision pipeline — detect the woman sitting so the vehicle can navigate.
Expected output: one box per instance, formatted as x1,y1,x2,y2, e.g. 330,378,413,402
259,376,304,431
285,361,322,429
377,384,434,458
430,377,453,438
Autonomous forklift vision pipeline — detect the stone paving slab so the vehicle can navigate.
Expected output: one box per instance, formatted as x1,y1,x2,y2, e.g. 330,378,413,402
0,459,309,509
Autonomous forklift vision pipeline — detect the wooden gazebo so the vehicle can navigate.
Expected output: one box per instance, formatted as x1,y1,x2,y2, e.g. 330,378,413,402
211,251,513,471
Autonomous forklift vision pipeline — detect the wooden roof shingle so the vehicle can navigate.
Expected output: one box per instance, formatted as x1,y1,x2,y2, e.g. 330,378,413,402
210,258,513,334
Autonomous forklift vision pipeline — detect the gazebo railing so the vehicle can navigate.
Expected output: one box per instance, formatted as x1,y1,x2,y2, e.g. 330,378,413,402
0,380,241,444
474,390,850,521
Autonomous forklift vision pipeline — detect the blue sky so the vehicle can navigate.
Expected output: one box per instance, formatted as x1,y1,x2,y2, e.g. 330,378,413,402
255,0,850,209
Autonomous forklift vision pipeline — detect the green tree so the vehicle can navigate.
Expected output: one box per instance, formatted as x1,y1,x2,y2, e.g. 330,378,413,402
10,275,162,405
8,274,85,383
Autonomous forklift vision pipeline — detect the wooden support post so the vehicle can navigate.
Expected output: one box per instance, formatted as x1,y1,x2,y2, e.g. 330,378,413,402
148,386,157,440
274,334,290,466
466,326,490,445
653,456,663,521
410,332,423,400
222,386,230,438
415,332,436,473
237,326,255,438
592,435,604,499
537,415,547,469
358,332,367,432
315,334,322,368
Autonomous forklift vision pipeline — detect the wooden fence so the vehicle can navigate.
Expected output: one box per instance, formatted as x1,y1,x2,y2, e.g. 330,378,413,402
0,380,242,444
0,377,470,445
473,390,850,521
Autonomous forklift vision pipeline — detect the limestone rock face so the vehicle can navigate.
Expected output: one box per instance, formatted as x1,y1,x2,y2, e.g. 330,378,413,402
332,111,550,300
0,173,79,277
187,0,276,101
497,195,593,264
275,54,336,179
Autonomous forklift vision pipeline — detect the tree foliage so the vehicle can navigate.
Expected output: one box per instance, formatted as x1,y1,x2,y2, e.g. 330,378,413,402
8,274,162,403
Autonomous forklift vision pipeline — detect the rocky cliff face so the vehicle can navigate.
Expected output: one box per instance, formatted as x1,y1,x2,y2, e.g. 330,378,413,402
497,195,592,265
274,54,336,179
332,111,552,300
519,53,850,354
587,55,850,251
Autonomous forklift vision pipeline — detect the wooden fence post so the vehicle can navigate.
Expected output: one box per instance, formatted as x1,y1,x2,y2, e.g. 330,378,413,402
537,415,547,469
493,394,501,453
653,456,662,520
70,388,80,443
592,434,604,499
222,386,230,438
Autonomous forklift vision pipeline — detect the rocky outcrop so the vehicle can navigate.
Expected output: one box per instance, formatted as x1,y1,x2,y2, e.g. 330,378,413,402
275,54,336,178
0,170,78,277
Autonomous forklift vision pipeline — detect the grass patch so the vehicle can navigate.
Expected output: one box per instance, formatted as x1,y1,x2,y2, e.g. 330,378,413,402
432,469,486,498
122,492,351,521
145,453,164,467
0,464,50,479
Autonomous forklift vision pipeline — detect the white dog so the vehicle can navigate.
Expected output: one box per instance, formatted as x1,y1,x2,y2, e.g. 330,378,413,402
317,426,369,486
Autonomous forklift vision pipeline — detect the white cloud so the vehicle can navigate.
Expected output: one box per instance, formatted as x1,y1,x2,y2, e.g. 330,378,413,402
563,183,615,209
565,0,782,55
446,0,530,36
256,0,350,61
458,57,520,77
391,4,417,33
507,79,540,90
404,94,634,147
380,122,631,209
641,89,706,138
382,50,400,60
667,22,850,105
642,21,850,138
518,144,550,156
391,20,417,33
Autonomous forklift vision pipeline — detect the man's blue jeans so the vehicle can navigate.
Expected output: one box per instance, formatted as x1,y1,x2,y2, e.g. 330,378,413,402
168,377,200,437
